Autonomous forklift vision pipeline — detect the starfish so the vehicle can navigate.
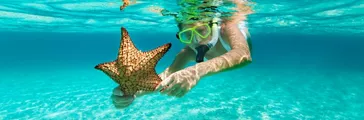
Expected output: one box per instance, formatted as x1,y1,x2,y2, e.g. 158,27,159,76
95,27,171,96
120,0,136,10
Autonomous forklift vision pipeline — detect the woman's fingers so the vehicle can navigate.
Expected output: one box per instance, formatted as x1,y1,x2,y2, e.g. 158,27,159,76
111,86,136,109
155,76,174,91
166,83,182,96
155,73,191,98
111,95,134,104
111,95,135,109
176,89,187,98
135,90,153,97
171,89,183,97
113,87,124,96
113,100,132,109
160,81,176,94
175,84,189,97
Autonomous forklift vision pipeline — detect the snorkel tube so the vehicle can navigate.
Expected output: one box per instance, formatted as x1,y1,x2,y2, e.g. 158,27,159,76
195,17,220,63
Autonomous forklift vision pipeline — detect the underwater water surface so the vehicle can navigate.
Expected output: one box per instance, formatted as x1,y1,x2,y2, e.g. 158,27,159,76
1,0,364,119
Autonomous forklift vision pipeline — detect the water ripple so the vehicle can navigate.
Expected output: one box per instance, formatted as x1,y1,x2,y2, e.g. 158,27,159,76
0,68,363,119
0,0,363,35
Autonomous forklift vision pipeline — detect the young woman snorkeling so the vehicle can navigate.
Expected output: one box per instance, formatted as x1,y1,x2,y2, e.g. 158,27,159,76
112,0,254,109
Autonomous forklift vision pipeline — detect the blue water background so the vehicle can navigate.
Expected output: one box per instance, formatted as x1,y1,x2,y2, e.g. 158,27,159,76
1,31,363,119
1,0,364,119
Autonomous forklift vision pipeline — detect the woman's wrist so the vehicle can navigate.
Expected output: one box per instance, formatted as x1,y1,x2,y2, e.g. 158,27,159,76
159,67,172,79
186,64,204,81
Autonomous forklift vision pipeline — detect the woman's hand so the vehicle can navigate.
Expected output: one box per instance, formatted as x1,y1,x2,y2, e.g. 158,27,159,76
110,68,173,109
111,86,155,109
156,67,200,98
110,86,135,109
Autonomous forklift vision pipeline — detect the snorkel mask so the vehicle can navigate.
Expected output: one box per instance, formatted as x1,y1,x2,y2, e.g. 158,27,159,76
162,0,223,63
194,17,220,63
177,17,221,63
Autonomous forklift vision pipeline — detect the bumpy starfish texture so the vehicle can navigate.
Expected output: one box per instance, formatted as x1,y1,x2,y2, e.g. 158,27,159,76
120,0,136,10
95,27,171,96
120,0,129,10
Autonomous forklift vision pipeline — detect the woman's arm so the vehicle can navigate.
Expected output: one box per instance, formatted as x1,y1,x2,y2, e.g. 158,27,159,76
159,46,196,78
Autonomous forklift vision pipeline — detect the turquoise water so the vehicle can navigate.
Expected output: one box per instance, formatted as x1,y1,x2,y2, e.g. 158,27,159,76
1,0,364,119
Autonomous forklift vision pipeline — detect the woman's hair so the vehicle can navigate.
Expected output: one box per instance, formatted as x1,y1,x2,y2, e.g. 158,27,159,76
177,23,183,30
175,0,255,30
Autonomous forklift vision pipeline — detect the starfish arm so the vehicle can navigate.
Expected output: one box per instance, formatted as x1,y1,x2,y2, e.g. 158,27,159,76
136,70,162,91
142,43,172,68
117,27,141,67
94,61,120,84
120,83,137,96
120,0,130,10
